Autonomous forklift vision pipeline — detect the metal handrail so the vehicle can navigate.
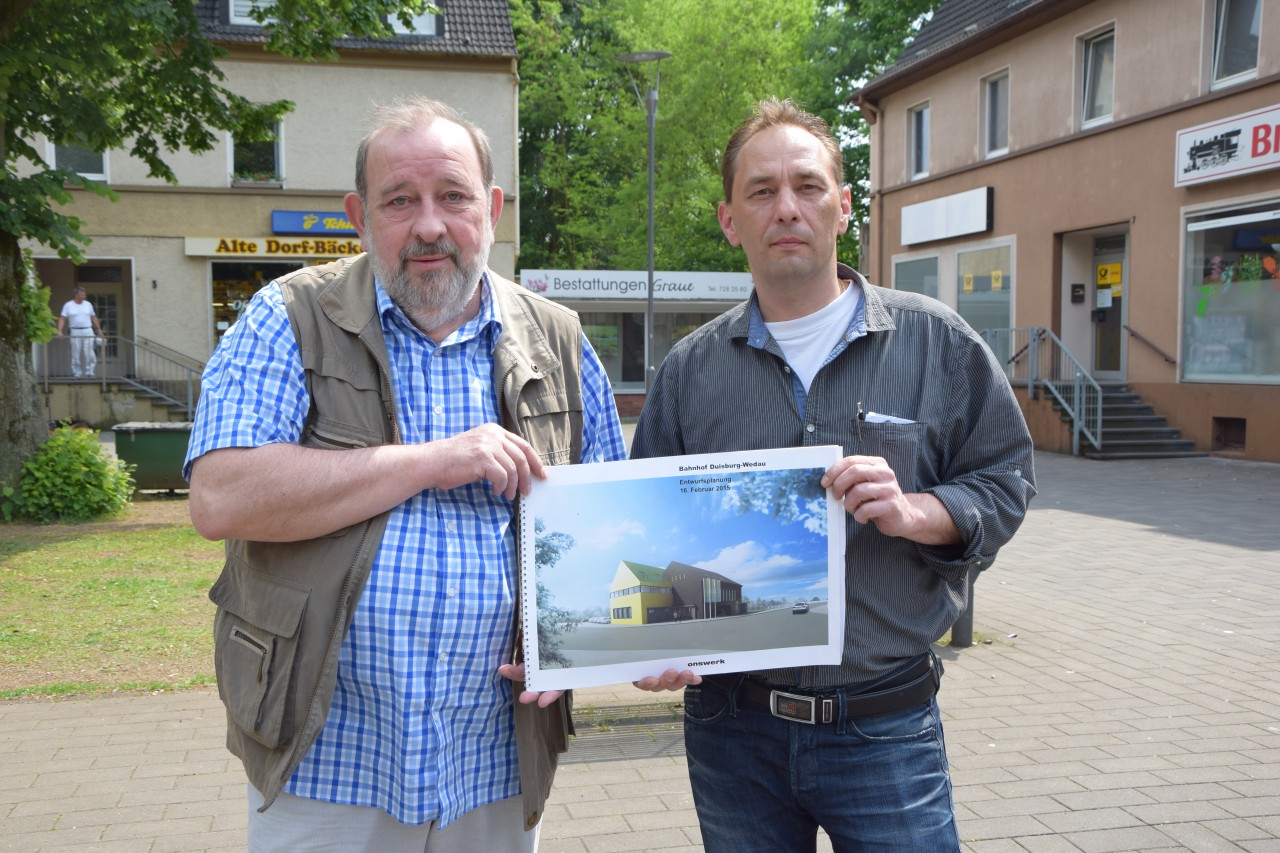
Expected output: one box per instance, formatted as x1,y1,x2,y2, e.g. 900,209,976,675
33,335,203,418
1122,324,1177,366
981,326,1103,455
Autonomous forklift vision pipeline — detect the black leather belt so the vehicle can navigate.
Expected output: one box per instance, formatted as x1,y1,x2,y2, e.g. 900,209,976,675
728,654,941,725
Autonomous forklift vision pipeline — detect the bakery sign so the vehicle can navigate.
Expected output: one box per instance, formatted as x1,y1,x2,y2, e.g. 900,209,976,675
1176,104,1280,188
185,237,362,257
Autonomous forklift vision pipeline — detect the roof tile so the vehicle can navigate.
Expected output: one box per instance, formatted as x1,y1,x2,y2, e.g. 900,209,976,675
195,0,516,58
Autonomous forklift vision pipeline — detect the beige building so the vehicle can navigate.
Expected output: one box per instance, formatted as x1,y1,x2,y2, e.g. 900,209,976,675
854,0,1280,462
24,0,518,425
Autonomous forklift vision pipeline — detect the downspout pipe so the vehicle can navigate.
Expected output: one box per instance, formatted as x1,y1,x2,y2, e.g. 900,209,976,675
852,95,883,284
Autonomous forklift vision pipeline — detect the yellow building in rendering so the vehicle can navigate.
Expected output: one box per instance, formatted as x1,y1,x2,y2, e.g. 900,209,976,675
608,561,673,626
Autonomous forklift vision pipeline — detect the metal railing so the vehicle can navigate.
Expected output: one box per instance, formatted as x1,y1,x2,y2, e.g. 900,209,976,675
981,327,1103,456
1122,324,1177,366
33,335,203,419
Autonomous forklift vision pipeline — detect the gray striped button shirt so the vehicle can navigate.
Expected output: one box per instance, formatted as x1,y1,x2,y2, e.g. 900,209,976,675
631,263,1036,689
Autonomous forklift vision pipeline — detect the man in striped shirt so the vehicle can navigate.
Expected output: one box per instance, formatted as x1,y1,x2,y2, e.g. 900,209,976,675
632,98,1035,852
185,97,626,851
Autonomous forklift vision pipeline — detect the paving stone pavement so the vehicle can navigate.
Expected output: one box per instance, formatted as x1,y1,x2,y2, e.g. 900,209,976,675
2,450,1278,852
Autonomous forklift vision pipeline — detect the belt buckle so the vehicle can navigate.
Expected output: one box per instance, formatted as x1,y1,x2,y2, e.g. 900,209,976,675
770,690,816,724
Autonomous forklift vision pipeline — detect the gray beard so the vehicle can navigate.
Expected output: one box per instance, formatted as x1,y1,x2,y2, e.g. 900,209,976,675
372,235,491,335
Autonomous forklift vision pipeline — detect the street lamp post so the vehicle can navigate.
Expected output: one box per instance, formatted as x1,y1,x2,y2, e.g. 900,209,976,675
616,50,671,393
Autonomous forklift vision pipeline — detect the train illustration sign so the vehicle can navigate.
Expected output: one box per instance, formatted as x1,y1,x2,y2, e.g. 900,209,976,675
1176,105,1280,188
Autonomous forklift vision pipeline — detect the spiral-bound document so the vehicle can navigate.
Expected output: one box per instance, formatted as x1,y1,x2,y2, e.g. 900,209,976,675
518,445,846,692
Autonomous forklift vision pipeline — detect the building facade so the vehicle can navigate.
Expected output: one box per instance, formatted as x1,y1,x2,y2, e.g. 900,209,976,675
23,0,518,424
608,560,746,626
854,0,1280,462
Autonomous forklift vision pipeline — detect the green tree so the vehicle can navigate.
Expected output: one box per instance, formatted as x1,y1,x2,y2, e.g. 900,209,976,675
510,0,632,271
0,0,431,492
512,0,823,274
799,0,943,262
512,0,938,276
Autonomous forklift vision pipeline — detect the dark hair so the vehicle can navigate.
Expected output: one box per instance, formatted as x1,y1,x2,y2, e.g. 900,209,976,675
721,97,843,201
354,96,494,204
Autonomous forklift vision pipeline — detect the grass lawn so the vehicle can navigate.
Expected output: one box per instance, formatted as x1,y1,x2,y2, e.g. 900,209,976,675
0,494,222,699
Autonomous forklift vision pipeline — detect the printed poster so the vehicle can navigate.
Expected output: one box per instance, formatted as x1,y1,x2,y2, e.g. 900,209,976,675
519,445,846,692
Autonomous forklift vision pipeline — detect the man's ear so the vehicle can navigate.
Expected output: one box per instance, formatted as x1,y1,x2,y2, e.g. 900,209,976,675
489,186,504,230
837,185,852,236
343,192,368,251
717,200,741,247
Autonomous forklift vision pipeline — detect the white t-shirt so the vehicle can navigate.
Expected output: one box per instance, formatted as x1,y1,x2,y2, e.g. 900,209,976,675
764,282,861,390
61,300,96,333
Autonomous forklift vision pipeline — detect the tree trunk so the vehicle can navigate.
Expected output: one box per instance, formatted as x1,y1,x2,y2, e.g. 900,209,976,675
0,232,46,492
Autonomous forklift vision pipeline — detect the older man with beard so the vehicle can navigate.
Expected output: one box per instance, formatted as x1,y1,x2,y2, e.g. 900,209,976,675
184,97,626,852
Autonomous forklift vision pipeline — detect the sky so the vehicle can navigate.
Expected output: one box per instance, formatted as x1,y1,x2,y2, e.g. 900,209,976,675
530,467,833,614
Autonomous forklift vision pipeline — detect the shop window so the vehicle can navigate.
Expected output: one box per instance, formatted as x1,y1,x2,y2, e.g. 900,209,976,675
580,310,717,388
211,262,302,342
1081,28,1114,129
580,312,644,385
983,72,1009,158
908,102,930,179
232,123,282,185
1212,0,1260,87
894,257,938,299
1183,205,1280,384
956,245,1012,335
51,142,106,181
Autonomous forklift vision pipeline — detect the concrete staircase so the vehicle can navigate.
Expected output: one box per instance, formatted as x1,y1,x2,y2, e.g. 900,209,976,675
1060,383,1205,460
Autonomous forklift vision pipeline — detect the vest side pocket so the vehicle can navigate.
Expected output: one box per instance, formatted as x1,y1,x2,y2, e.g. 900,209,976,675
210,563,311,749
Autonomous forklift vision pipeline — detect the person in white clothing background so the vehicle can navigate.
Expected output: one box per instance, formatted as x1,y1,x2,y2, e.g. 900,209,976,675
56,287,104,378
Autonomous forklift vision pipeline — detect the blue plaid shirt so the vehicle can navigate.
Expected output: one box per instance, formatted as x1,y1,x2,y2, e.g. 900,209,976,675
185,273,627,826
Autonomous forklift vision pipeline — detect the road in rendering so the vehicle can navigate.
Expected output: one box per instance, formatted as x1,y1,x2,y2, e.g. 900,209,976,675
553,603,829,668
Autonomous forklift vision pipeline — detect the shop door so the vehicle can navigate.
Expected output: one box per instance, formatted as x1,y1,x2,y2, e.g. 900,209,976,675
1091,235,1127,380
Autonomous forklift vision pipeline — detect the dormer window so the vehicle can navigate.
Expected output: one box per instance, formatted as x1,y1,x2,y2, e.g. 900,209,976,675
392,11,440,36
230,0,273,26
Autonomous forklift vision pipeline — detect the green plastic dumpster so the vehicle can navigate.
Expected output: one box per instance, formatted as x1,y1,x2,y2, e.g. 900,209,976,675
111,422,193,491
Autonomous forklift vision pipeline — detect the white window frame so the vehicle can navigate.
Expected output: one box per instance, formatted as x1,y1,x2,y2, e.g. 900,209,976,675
982,70,1010,158
1179,194,1280,384
893,236,1017,320
891,252,941,300
1211,0,1260,89
228,122,285,186
908,101,930,180
230,0,272,26
47,140,107,182
955,237,1018,333
1080,27,1115,130
392,11,440,36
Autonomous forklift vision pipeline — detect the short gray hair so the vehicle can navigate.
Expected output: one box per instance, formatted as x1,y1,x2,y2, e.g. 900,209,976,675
722,97,843,202
354,96,494,203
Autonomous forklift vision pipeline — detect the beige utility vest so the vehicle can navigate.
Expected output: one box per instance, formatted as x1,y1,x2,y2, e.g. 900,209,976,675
208,254,584,829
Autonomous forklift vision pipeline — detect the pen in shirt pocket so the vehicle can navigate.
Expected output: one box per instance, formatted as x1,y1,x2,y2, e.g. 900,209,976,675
856,402,918,427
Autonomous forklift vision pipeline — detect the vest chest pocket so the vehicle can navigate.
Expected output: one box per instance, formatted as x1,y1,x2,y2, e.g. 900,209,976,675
209,565,310,749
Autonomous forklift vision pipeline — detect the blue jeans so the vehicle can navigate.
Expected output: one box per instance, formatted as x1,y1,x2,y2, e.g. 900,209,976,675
683,673,960,853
